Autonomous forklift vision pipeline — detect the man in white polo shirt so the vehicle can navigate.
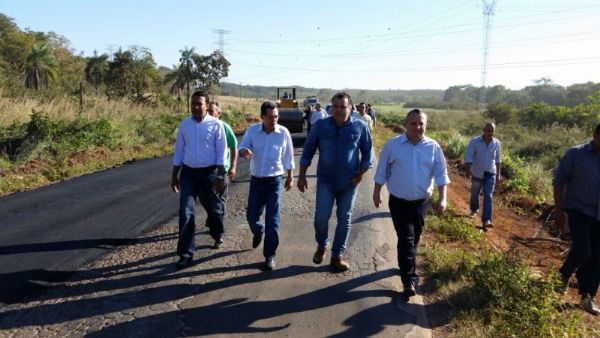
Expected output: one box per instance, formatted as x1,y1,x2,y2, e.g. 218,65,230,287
239,101,295,270
171,91,227,269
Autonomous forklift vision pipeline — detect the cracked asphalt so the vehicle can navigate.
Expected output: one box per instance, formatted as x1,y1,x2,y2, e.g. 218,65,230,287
0,148,431,338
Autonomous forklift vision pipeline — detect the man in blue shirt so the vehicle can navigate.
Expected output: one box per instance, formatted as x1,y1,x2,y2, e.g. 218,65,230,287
171,91,227,269
298,92,373,272
464,122,502,230
553,123,600,315
239,101,295,270
373,109,450,298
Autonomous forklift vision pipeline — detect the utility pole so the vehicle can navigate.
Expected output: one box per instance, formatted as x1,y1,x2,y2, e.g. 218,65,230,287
479,0,498,111
212,29,230,53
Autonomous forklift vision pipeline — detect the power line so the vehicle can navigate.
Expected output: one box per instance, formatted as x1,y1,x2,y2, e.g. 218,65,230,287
480,0,498,110
212,29,230,53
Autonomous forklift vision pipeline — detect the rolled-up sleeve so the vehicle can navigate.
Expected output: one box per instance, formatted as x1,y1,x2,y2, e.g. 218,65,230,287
496,140,502,163
464,139,474,164
374,141,391,186
173,123,184,166
300,122,319,168
283,129,295,170
434,144,451,186
359,125,373,171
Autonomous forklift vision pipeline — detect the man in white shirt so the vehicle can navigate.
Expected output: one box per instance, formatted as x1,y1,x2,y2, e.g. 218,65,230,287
309,102,328,134
239,101,295,270
357,102,373,132
171,91,227,269
373,108,450,298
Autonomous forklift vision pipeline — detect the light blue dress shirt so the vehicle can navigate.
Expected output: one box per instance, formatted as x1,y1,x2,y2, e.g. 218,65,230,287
173,115,227,168
464,135,501,179
238,123,295,177
374,134,450,200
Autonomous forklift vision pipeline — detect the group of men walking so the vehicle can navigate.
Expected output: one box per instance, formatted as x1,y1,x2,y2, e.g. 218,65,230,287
170,90,600,314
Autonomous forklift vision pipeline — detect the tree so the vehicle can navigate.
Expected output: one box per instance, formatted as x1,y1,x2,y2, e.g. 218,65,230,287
484,101,516,125
178,47,196,112
85,51,109,95
105,46,157,101
192,50,230,92
163,63,187,107
24,44,58,90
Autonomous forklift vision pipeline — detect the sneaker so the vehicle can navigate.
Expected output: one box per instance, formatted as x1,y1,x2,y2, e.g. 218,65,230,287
483,220,494,229
265,256,276,271
403,282,417,297
330,257,350,272
469,210,478,218
213,238,224,249
176,256,193,269
312,247,326,264
581,294,600,316
252,232,263,249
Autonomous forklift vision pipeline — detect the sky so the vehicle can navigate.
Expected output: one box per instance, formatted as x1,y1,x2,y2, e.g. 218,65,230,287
2,0,600,91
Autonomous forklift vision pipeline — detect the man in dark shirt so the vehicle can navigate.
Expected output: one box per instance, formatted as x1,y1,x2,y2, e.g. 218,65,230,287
553,122,600,315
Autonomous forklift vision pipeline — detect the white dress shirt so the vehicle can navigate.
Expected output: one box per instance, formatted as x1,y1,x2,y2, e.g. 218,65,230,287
238,123,295,177
374,134,450,200
464,135,501,178
310,109,328,126
173,115,227,168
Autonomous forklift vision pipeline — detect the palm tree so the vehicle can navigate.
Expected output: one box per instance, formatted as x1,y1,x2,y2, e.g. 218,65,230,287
163,64,187,111
24,44,58,91
179,47,196,112
85,51,109,95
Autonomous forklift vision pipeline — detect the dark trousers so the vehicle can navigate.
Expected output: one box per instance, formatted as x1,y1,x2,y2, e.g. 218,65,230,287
560,209,600,297
177,165,225,258
388,194,430,287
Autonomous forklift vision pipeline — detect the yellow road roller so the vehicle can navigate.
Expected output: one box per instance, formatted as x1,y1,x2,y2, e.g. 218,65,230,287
276,87,304,133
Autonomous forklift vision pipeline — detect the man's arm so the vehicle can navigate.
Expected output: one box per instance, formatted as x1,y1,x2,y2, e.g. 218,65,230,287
553,185,568,234
229,147,238,180
297,166,309,192
171,166,181,193
435,184,447,214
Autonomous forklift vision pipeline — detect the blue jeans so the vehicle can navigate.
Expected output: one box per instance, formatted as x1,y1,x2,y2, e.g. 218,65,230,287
470,172,496,223
178,165,224,258
314,181,358,258
560,210,600,297
247,176,283,258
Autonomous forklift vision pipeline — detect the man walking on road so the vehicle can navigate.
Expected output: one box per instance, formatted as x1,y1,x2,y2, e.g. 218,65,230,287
171,91,227,269
298,92,373,272
309,102,328,135
205,101,238,244
464,122,502,231
239,101,295,270
553,122,600,315
373,109,450,298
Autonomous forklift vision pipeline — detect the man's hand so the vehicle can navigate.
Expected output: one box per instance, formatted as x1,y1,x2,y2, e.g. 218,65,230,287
171,177,180,194
373,190,382,208
554,210,569,235
434,199,447,214
240,148,253,159
228,167,236,181
350,174,364,185
297,176,307,193
285,176,293,191
496,174,502,182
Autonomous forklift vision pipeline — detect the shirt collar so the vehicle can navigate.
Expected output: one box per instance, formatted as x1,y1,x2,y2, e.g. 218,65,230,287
399,133,428,145
261,124,283,134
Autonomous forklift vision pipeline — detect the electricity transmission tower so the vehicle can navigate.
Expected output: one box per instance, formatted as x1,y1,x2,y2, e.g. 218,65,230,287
479,0,498,110
212,29,230,53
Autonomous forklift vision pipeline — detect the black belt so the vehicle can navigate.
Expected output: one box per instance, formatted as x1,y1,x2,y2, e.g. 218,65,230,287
183,164,217,173
391,195,427,205
252,175,282,182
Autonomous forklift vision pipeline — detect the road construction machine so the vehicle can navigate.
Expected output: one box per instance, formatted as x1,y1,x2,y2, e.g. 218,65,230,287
276,87,304,133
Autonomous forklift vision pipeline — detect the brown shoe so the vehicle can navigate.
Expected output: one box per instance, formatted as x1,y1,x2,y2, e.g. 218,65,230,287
313,247,326,264
330,257,350,272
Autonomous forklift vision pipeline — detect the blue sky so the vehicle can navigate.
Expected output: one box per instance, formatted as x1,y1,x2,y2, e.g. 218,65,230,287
2,0,600,90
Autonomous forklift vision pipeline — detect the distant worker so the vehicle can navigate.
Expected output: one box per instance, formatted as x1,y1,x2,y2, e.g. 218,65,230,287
309,102,328,134
205,101,238,239
282,91,289,99
238,101,295,270
553,122,600,315
464,122,501,231
171,91,227,269
367,104,377,126
373,109,449,299
298,92,373,272
357,102,373,132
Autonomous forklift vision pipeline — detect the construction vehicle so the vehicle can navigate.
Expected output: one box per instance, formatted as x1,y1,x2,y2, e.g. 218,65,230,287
276,87,304,133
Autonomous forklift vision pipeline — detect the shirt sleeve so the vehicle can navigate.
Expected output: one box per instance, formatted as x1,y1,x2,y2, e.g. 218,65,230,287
238,125,253,154
496,140,501,163
215,122,227,166
553,147,573,187
173,121,185,166
282,129,295,170
464,138,475,164
359,123,373,171
433,143,451,187
374,140,391,186
300,121,319,168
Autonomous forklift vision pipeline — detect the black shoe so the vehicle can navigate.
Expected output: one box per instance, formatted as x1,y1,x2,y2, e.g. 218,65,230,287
176,256,193,269
252,232,263,249
213,238,224,249
581,294,600,316
403,282,417,297
265,256,276,270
